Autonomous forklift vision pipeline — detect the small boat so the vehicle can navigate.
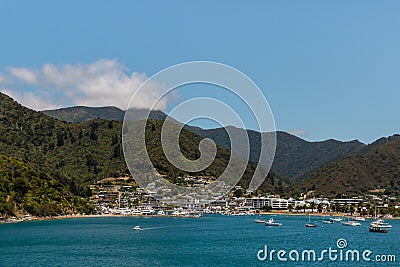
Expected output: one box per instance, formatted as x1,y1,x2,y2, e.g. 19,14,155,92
305,214,317,227
369,206,391,233
352,217,366,222
369,223,389,233
369,225,388,233
305,223,318,227
133,225,142,231
265,218,282,226
322,215,334,224
370,219,392,229
341,220,361,226
330,217,343,222
255,214,266,223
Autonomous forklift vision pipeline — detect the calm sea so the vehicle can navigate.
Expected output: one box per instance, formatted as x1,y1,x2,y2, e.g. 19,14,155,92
0,215,398,266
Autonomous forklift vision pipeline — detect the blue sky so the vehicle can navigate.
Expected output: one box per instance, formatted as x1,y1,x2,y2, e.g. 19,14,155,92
0,1,399,143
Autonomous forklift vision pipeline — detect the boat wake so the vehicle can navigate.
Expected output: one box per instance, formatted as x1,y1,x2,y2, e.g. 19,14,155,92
134,225,189,231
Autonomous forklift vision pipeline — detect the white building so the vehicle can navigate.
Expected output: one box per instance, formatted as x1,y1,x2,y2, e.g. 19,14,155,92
246,197,288,210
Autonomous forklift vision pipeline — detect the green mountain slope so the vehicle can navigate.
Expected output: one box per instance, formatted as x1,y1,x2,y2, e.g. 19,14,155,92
0,94,129,187
143,120,288,193
189,126,364,182
0,155,91,217
0,93,287,204
294,140,400,197
44,105,368,183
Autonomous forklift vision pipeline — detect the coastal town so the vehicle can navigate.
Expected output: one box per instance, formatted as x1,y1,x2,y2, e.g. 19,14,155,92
86,176,400,219
2,174,399,224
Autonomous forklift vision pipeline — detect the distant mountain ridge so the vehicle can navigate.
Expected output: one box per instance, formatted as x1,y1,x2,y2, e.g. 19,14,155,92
42,106,368,182
189,126,365,182
42,106,125,122
42,106,168,123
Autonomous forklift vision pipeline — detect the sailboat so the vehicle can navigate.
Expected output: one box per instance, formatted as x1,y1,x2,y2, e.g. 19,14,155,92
305,213,317,227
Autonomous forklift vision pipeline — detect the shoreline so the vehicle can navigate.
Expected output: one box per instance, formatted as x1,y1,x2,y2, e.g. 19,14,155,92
6,211,398,223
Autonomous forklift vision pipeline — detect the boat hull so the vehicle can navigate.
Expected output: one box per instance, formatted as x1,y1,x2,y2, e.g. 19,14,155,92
305,223,317,227
369,226,388,233
265,222,282,226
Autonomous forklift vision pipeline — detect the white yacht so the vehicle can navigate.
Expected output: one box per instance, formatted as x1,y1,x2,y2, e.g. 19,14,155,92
330,217,343,222
265,218,282,226
341,220,361,226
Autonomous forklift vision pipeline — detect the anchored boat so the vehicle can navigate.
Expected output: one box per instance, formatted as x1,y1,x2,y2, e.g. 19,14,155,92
265,218,282,226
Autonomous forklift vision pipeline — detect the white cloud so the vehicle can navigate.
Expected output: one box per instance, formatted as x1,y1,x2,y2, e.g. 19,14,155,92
8,67,38,84
0,73,8,84
1,89,58,110
1,59,171,111
288,128,309,137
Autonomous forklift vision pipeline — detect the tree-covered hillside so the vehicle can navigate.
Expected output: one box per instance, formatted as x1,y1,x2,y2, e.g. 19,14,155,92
294,140,400,197
0,155,91,217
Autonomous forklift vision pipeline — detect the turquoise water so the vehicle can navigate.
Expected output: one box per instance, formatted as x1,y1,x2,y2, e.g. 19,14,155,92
0,215,399,266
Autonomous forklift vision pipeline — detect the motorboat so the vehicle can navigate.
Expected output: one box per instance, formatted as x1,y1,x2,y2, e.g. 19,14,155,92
330,217,343,222
370,219,392,229
369,221,390,233
322,219,334,224
369,205,391,233
265,218,282,226
341,220,361,226
133,225,142,231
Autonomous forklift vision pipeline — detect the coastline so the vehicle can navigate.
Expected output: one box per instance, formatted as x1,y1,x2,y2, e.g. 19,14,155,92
8,211,398,223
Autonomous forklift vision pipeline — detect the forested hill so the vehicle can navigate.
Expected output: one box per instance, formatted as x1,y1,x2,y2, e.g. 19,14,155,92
0,154,91,216
43,106,366,182
294,140,400,197
0,93,287,216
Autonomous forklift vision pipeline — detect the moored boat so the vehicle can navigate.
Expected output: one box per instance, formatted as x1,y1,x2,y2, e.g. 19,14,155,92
305,213,317,227
370,219,391,229
369,205,392,233
369,223,389,233
305,223,318,227
322,219,334,224
265,218,282,226
352,217,366,222
341,220,361,226
330,217,343,222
